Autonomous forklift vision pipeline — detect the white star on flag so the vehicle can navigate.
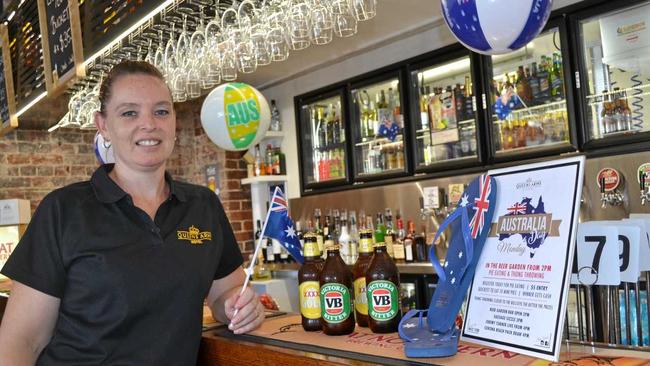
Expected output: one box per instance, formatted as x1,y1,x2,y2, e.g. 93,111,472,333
285,225,296,239
460,194,469,207
451,277,456,284
403,323,416,328
458,251,463,259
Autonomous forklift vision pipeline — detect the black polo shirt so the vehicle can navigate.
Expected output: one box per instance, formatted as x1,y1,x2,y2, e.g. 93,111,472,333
1,164,243,365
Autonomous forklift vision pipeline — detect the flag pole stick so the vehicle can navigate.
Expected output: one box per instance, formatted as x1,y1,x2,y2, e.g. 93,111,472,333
233,186,281,318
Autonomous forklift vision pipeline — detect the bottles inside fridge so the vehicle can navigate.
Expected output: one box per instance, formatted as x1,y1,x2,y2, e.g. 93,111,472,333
351,77,406,177
578,1,650,141
300,95,347,185
490,28,571,153
411,56,478,167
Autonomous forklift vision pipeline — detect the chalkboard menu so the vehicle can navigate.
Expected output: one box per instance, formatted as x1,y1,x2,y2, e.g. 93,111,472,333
0,25,17,137
37,0,84,95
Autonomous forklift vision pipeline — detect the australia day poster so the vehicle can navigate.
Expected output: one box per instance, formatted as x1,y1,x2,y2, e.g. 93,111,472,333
462,156,584,362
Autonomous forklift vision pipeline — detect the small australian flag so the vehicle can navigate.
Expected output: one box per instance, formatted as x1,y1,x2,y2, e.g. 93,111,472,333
263,187,304,264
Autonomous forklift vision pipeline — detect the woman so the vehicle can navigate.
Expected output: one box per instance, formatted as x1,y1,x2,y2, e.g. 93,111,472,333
0,61,264,365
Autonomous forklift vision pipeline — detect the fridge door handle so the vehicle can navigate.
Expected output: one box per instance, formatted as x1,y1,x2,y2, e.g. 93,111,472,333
481,93,487,110
575,71,581,89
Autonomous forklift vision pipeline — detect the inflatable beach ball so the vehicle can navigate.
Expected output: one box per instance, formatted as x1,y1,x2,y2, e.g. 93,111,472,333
94,131,115,164
441,0,553,55
201,82,270,151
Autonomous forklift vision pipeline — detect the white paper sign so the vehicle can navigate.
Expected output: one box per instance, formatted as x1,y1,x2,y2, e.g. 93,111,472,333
601,221,641,283
627,215,650,271
462,156,584,362
571,222,620,286
422,186,440,210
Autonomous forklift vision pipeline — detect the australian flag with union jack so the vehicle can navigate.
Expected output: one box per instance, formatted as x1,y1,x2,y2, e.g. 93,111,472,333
263,188,304,264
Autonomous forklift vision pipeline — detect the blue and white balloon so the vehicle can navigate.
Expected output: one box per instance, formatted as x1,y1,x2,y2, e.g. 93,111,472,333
441,0,553,55
94,131,115,165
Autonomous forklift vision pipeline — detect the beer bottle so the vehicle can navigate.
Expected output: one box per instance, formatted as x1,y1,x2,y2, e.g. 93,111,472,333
299,234,324,331
352,229,374,327
393,214,406,262
366,242,401,333
320,244,355,335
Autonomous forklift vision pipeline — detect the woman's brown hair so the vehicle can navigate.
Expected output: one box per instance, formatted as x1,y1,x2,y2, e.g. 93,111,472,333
98,60,169,114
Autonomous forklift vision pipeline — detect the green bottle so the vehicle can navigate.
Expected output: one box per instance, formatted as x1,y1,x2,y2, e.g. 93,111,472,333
374,212,386,245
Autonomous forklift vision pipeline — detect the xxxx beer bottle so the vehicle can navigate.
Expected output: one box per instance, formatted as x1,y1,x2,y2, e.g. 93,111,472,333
366,242,401,333
299,234,324,331
320,244,355,335
352,229,374,327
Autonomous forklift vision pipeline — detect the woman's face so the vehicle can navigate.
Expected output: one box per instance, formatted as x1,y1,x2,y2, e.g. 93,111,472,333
95,74,176,173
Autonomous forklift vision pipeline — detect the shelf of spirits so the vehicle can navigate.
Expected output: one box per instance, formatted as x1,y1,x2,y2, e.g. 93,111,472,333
299,95,348,185
411,55,479,167
490,27,572,153
351,76,407,178
578,2,650,143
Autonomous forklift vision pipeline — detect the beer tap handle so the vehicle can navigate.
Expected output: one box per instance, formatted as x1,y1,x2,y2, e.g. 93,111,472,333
640,171,646,192
600,177,607,208
600,177,606,195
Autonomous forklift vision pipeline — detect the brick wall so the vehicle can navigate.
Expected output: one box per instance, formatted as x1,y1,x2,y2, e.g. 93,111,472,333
0,98,254,256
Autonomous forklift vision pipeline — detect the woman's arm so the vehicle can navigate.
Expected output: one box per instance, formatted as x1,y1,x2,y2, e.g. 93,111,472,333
206,267,264,334
0,281,60,366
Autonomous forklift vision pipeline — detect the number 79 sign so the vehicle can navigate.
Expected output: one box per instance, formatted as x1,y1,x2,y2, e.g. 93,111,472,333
571,222,620,286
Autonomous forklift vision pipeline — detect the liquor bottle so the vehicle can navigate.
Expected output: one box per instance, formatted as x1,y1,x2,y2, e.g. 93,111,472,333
326,104,335,146
254,145,264,176
318,107,328,148
537,56,551,103
265,236,275,264
454,84,465,122
393,212,406,262
368,101,378,137
414,226,428,262
349,210,359,264
299,234,324,331
528,63,541,105
323,212,333,256
310,107,320,150
377,90,391,130
429,88,443,131
440,86,456,129
353,229,374,327
255,220,266,262
420,86,430,131
374,212,386,247
549,54,564,101
404,221,415,263
314,209,324,256
384,208,396,259
270,99,282,131
338,211,351,265
396,143,405,170
464,75,474,119
366,241,401,333
329,104,339,145
272,147,281,175
265,144,274,175
320,243,355,335
296,220,305,257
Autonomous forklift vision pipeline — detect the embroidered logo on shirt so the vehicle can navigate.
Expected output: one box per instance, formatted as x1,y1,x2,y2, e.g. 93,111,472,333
177,225,212,244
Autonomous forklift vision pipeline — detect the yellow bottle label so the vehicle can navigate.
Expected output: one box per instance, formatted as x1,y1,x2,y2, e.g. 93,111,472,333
359,238,374,253
299,281,321,319
304,242,320,257
353,277,368,315
385,236,395,257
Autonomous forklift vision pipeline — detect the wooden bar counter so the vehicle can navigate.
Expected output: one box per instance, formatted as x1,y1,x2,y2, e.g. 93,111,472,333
198,314,650,366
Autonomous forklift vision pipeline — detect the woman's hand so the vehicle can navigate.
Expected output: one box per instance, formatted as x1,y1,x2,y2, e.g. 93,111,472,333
224,287,265,334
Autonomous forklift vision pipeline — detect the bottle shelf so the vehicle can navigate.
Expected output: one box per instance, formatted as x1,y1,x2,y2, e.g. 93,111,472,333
355,134,404,147
266,262,437,275
241,175,288,185
312,142,346,151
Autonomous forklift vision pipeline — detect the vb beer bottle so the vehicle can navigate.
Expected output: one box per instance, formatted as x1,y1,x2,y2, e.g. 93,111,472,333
299,234,324,331
352,229,374,327
320,244,355,335
366,242,401,333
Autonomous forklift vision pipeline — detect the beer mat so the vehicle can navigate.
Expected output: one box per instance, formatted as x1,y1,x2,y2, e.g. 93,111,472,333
210,314,650,366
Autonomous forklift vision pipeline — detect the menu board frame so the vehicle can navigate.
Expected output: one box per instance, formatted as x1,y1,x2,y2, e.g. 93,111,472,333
37,0,85,96
462,156,584,362
0,25,18,137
